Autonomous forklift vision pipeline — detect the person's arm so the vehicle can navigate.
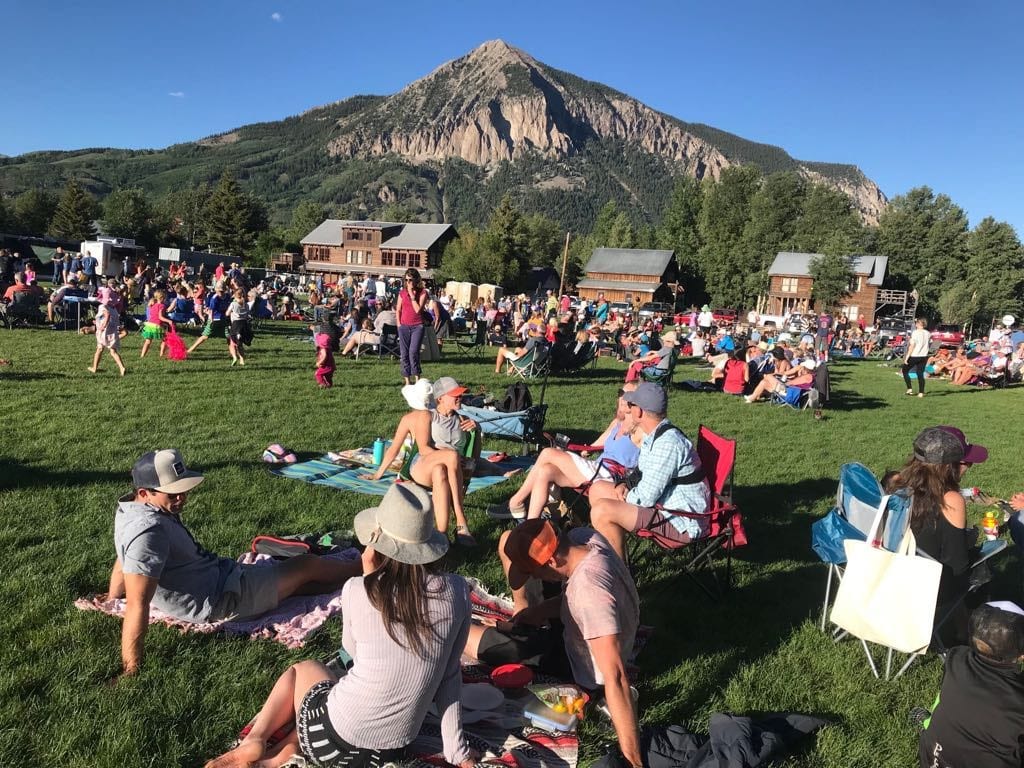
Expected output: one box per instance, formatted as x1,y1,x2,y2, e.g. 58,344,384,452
411,288,428,313
590,633,642,768
120,572,158,676
511,594,563,627
435,583,478,768
106,558,126,599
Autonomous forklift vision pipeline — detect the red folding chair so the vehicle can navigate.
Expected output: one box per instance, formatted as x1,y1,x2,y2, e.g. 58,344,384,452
632,425,747,598
540,433,631,527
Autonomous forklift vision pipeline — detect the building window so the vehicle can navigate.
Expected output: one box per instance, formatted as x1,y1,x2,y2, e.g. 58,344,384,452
365,252,372,266
849,276,863,293
381,252,393,266
395,253,407,267
350,231,361,241
781,277,799,293
408,253,420,268
346,250,353,264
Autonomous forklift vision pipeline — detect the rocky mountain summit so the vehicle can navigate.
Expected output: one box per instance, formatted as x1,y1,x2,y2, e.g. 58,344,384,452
326,40,885,223
0,39,885,228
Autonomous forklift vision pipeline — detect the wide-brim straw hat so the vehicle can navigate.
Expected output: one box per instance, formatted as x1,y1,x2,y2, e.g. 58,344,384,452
354,484,449,565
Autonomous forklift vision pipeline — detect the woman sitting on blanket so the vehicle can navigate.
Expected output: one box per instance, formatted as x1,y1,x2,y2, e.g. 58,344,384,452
362,377,514,547
205,484,478,768
487,382,641,522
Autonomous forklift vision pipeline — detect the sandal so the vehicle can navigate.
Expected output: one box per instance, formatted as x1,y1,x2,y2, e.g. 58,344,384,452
455,526,478,547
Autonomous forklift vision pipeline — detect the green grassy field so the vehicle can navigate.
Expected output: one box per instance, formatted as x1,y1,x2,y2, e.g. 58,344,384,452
1,323,1020,767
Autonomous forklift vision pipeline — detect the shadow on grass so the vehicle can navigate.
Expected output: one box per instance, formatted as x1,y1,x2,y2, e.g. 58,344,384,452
0,457,241,492
0,371,71,381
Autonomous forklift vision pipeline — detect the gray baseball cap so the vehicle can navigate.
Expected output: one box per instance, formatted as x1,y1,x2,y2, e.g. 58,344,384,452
912,427,965,465
623,382,668,414
131,449,205,494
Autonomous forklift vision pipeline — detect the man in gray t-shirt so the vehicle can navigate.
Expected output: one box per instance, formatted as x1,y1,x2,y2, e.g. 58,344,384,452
106,449,361,680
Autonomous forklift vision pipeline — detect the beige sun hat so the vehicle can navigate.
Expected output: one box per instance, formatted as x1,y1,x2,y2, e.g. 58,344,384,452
354,484,448,565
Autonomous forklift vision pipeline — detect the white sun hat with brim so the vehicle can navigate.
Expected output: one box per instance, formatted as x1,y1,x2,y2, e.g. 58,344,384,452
401,379,435,411
354,484,449,565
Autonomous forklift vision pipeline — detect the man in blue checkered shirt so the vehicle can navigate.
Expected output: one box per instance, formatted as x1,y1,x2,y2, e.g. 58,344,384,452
589,383,710,560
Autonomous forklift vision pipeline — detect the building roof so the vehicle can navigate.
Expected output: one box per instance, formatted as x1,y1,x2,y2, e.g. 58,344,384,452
576,278,659,293
300,219,454,251
767,252,888,287
380,223,454,251
583,248,675,277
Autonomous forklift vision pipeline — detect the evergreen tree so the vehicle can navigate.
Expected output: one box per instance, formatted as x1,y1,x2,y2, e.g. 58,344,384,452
521,213,563,270
202,170,262,258
607,212,636,249
873,186,969,317
938,283,978,327
0,195,10,233
964,217,1024,324
102,188,156,248
155,183,211,250
50,180,97,241
739,171,806,299
591,201,620,246
808,253,854,309
657,177,704,304
697,165,761,307
790,184,862,254
288,201,325,249
13,189,58,237
436,228,484,284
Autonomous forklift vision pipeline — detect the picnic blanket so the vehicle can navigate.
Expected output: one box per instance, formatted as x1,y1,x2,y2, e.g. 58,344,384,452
271,450,535,497
74,548,359,649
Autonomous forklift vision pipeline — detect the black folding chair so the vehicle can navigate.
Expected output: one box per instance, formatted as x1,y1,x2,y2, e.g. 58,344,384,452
377,324,400,359
454,322,487,356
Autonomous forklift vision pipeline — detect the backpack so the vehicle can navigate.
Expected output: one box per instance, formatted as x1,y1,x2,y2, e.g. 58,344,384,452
500,382,532,413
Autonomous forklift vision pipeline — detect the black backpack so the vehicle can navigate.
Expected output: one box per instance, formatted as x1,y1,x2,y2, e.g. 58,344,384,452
500,382,532,413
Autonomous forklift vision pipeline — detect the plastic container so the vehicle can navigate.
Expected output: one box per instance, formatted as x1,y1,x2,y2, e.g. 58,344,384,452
523,697,578,732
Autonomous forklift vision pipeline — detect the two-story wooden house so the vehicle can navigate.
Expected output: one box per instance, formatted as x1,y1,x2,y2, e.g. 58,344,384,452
576,247,678,304
765,251,890,324
299,219,457,281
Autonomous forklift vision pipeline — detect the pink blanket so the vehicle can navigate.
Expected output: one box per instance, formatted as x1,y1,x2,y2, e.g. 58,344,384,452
74,549,360,649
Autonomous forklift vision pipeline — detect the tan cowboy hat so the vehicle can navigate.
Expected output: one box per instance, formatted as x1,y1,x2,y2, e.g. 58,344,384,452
660,331,678,345
354,484,448,565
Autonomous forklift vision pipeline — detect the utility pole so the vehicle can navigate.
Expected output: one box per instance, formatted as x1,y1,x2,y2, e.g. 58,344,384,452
558,232,570,296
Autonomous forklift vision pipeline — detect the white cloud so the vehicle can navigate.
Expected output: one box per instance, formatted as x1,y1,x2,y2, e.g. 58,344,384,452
270,11,282,21
168,91,185,98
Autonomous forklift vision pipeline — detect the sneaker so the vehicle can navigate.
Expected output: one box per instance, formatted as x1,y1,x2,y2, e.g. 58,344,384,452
743,395,754,404
487,501,526,520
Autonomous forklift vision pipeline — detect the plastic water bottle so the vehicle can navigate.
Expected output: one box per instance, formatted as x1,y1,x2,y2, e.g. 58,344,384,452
372,437,385,467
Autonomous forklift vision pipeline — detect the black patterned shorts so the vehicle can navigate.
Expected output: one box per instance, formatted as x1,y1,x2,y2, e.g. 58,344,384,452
297,680,406,768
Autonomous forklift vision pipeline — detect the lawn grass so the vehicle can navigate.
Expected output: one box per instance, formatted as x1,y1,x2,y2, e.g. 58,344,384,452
0,322,1021,767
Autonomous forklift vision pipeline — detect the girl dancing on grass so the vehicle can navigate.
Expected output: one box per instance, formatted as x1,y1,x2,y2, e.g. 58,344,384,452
140,290,174,359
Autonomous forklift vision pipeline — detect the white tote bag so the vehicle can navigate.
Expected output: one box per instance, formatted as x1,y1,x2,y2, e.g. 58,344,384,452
829,499,942,653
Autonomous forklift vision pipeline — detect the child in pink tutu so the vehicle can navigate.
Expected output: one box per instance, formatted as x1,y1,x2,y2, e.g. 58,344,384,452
315,332,335,388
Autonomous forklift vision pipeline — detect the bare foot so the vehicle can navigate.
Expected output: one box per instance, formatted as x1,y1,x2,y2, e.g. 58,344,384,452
503,468,524,478
87,367,98,374
119,368,127,377
203,738,264,768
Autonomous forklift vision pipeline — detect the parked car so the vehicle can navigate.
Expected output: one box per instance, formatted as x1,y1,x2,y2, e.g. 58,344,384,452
712,308,738,325
609,301,631,319
638,301,672,321
877,316,912,342
931,323,965,348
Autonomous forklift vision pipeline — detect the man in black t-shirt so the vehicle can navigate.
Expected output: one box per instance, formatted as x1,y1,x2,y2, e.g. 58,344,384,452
919,601,1024,768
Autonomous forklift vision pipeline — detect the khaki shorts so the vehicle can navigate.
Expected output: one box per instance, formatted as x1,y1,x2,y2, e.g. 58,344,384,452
634,506,693,545
210,564,281,621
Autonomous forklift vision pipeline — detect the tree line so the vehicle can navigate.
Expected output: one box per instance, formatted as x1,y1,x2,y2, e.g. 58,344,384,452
2,163,1020,328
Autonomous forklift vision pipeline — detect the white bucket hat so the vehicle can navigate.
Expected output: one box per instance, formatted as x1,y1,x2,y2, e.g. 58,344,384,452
401,379,435,411
354,484,448,565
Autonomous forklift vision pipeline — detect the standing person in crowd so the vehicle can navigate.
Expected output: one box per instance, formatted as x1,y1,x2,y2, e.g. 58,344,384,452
203,484,477,768
697,304,714,336
88,292,127,376
51,247,65,284
314,332,335,388
140,290,174,359
81,249,99,290
23,260,36,288
396,268,429,385
815,309,833,362
903,318,932,398
187,284,231,355
226,288,250,367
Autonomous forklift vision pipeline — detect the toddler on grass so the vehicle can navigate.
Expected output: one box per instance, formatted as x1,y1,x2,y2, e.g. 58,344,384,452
315,332,334,388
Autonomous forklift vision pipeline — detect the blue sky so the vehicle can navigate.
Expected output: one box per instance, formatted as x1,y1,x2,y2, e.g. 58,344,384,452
2,0,1021,234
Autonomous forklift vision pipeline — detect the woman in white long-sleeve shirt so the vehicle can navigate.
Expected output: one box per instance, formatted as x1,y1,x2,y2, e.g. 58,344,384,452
204,484,477,768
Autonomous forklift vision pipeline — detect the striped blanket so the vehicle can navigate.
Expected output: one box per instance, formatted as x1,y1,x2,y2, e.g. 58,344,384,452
270,451,535,497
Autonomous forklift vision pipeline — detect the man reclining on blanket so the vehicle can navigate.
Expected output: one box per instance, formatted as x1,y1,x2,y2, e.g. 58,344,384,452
104,449,362,679
464,520,643,768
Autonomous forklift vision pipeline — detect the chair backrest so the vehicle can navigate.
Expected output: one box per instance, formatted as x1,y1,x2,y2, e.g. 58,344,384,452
381,324,399,343
836,462,884,535
474,321,487,344
696,425,736,498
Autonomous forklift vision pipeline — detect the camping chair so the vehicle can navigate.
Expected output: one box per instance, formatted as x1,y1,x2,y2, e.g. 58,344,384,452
376,324,400,360
551,341,598,374
506,345,551,380
459,372,550,454
535,433,633,528
639,348,679,388
453,322,487,356
630,425,747,598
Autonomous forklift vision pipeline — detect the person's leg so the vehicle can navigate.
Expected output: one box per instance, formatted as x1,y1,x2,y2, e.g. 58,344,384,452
159,339,167,358
139,338,151,358
398,324,413,381
625,360,643,382
745,375,773,402
109,348,126,376
203,660,333,768
275,554,362,600
901,360,914,393
525,451,588,519
408,324,424,377
411,451,458,533
507,448,559,509
228,338,238,364
914,358,927,394
589,498,639,560
88,346,102,373
187,331,208,354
